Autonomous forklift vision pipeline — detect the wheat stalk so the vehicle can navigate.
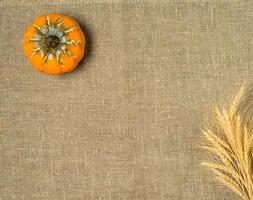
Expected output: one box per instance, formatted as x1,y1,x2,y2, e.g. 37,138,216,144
202,85,253,200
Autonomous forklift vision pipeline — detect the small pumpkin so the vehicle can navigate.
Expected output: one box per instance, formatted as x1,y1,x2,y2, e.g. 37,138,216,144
23,13,85,74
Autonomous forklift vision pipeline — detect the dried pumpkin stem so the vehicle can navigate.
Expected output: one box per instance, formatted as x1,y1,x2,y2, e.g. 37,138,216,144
29,15,78,64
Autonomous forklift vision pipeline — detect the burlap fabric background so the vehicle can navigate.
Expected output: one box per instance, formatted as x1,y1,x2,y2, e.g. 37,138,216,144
1,0,252,199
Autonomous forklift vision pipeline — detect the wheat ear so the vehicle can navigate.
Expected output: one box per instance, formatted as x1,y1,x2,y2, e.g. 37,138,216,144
202,85,253,200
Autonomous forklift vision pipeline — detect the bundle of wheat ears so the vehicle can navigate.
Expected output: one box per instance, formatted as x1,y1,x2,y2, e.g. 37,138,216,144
202,85,253,200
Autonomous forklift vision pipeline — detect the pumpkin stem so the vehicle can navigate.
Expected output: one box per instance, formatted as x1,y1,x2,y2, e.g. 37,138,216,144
45,35,60,49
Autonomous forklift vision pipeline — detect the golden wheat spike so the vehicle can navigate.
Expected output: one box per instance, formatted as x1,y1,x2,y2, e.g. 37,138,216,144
201,85,253,200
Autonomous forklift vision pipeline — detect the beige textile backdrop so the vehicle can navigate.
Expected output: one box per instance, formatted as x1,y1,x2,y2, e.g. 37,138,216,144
1,0,252,199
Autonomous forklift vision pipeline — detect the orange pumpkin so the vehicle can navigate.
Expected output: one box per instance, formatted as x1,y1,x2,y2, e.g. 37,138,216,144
23,13,85,74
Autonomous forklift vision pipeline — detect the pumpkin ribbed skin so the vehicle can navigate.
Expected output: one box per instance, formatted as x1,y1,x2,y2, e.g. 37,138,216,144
23,13,85,75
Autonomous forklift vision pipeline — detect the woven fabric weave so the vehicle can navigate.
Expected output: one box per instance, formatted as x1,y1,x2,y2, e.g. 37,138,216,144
1,1,252,199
